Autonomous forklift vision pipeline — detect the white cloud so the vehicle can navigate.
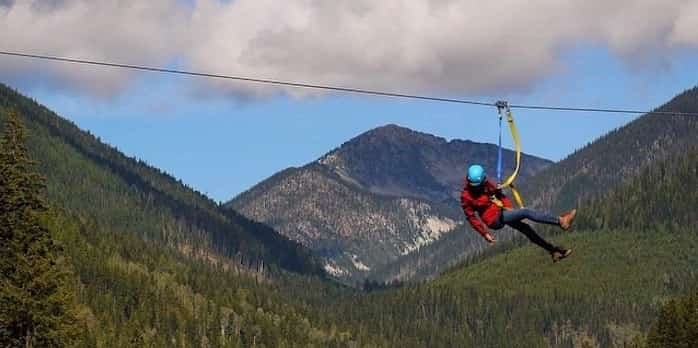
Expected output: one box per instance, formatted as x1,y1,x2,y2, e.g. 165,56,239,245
669,1,698,46
1,0,698,98
0,0,186,96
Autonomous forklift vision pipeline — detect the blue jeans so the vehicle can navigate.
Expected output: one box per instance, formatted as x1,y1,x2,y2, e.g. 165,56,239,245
496,209,560,253
500,208,560,226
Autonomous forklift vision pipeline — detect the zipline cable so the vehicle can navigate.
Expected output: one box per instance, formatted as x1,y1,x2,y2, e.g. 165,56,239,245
1,50,698,117
0,51,494,106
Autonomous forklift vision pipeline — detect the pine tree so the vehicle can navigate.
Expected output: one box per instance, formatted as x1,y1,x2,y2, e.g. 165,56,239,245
646,292,698,348
0,109,79,347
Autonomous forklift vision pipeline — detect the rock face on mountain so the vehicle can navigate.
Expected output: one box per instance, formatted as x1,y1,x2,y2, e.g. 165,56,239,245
228,124,552,282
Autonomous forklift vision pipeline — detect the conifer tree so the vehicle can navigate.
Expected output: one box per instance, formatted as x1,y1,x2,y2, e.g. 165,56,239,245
0,109,79,347
646,292,698,348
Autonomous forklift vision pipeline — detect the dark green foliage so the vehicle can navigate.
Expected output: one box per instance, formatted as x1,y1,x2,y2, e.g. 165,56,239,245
577,146,698,231
317,227,698,347
0,110,80,347
646,291,698,348
45,210,355,348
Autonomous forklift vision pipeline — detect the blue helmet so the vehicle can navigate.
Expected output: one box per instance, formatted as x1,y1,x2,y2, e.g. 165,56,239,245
467,164,486,186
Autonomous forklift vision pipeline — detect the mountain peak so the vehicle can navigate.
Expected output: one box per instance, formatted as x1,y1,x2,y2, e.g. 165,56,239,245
368,123,416,135
354,124,445,146
314,123,551,203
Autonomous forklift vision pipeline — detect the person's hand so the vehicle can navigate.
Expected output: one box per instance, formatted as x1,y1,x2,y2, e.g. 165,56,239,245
495,183,504,190
484,233,496,244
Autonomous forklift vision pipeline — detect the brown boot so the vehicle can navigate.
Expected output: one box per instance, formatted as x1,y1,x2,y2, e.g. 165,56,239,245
551,248,573,263
559,209,577,230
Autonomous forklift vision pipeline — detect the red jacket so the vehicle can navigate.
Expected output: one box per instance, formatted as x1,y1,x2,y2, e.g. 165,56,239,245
460,178,513,237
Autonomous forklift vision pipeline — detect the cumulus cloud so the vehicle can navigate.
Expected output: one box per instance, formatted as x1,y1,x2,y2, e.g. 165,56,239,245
668,1,698,46
0,0,186,96
1,0,698,98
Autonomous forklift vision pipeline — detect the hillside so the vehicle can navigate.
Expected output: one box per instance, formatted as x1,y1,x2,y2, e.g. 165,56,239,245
45,209,359,347
364,223,489,283
231,164,464,281
577,145,697,231
525,86,698,212
0,83,321,276
228,125,551,282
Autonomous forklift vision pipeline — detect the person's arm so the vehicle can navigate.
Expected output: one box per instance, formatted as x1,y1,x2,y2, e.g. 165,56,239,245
490,179,514,209
461,195,495,242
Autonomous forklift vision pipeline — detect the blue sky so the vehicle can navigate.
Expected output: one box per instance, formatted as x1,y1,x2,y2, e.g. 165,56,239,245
2,1,698,202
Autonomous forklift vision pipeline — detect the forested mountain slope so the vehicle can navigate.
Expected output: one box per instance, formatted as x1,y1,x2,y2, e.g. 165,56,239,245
0,83,321,276
525,86,698,212
576,146,697,231
46,211,357,347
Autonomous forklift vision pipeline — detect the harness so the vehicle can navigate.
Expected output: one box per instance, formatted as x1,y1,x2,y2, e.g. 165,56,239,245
492,101,524,210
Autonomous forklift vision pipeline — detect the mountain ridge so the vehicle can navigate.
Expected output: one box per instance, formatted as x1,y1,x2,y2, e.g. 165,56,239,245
317,123,550,203
525,86,698,212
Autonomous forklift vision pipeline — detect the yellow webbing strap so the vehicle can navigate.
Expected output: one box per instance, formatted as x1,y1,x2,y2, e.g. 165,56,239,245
499,110,525,208
510,185,524,208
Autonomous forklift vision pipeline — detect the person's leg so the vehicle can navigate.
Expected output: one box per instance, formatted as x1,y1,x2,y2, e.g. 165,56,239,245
501,208,559,226
506,220,557,253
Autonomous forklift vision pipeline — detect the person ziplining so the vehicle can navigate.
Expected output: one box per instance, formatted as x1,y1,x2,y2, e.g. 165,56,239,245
459,101,576,262
460,164,576,262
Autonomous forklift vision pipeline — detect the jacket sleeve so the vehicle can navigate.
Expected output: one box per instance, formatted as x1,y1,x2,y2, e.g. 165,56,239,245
461,194,489,237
